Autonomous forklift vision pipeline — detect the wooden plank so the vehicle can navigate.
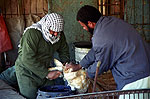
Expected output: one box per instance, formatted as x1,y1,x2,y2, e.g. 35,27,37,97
5,0,11,18
43,0,48,15
11,0,18,17
0,0,5,14
24,0,31,14
37,0,43,14
31,0,36,14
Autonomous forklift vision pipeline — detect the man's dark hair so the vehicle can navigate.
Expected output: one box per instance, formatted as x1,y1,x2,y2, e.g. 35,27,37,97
76,5,102,24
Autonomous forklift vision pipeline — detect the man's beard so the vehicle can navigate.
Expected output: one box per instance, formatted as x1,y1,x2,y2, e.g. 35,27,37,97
87,26,94,35
86,24,94,35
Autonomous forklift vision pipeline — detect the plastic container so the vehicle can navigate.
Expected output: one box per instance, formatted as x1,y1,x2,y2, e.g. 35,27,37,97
37,85,74,99
73,41,92,63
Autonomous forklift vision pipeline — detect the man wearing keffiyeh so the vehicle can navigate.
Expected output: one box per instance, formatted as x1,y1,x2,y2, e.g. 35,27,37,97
14,13,70,99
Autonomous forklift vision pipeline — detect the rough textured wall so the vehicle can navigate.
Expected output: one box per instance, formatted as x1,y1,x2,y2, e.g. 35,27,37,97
51,0,97,43
124,0,150,42
51,0,98,61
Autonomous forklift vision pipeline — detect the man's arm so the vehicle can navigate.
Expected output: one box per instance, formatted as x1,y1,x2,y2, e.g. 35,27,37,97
85,43,113,78
79,48,96,68
65,48,95,72
57,32,70,64
20,29,49,79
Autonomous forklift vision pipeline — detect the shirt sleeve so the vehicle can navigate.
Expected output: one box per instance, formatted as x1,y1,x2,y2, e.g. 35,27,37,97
80,43,113,79
20,29,49,79
57,32,70,63
79,48,96,68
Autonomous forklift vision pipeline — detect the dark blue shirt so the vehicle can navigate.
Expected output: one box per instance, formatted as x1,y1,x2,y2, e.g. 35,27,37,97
80,16,150,90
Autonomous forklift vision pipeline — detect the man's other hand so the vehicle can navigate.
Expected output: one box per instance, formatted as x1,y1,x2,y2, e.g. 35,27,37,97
46,71,62,80
65,62,82,72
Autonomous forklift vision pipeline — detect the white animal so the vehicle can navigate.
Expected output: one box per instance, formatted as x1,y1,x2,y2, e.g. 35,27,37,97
48,59,90,93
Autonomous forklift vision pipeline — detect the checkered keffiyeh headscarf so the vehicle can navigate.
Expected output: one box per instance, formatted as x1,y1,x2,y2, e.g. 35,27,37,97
24,13,64,44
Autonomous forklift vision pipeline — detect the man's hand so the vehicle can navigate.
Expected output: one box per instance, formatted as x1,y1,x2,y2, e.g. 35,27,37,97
65,62,82,72
46,71,62,80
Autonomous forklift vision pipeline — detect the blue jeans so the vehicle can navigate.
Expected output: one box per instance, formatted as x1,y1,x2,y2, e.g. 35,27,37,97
0,66,17,85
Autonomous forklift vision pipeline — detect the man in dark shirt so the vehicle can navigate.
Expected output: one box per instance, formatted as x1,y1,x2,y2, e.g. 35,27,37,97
0,13,70,99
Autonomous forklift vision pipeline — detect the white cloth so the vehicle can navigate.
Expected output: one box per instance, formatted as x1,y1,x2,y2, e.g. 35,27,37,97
23,13,64,44
119,76,150,99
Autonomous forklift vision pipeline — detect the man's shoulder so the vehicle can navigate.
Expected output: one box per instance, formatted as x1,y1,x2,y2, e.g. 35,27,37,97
21,28,43,42
26,28,41,34
24,28,42,37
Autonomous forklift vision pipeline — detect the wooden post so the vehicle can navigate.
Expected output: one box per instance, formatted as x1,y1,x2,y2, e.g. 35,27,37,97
92,61,101,92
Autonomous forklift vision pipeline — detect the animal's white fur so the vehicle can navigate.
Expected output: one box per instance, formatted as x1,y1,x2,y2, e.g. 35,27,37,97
48,59,90,93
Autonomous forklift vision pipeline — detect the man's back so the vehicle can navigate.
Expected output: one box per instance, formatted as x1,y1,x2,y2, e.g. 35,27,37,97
92,16,150,90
